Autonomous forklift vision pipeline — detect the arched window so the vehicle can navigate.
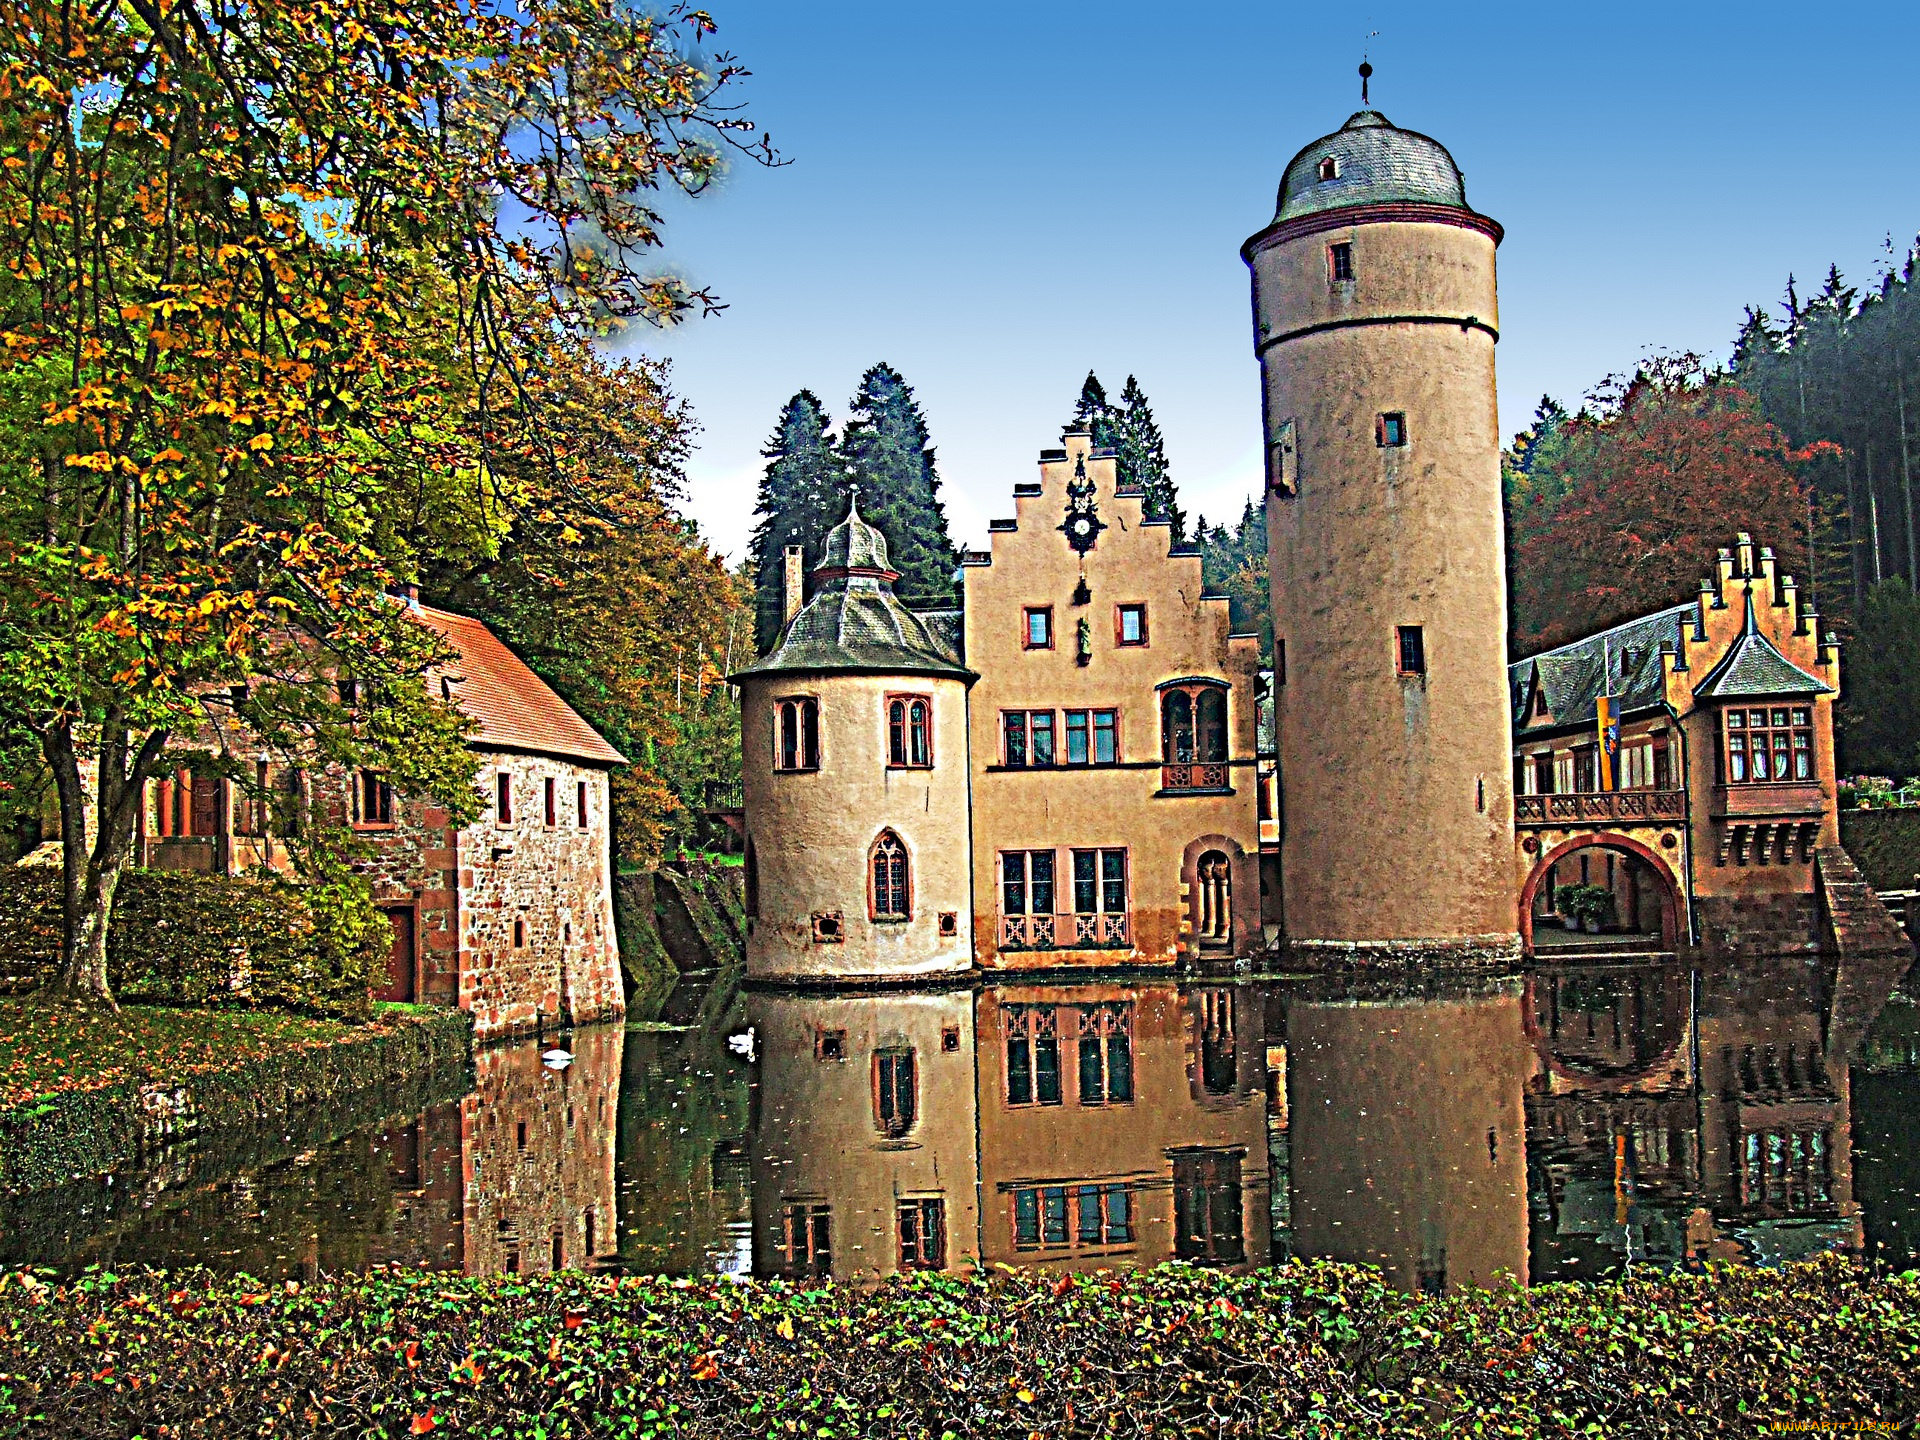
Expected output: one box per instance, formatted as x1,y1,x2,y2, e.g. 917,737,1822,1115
871,830,910,920
887,695,933,768
1162,690,1194,764
1198,689,1227,763
776,697,820,772
1161,682,1230,791
874,1048,916,1137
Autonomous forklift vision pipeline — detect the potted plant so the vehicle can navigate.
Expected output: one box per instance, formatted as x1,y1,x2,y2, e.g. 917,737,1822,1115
1558,884,1615,934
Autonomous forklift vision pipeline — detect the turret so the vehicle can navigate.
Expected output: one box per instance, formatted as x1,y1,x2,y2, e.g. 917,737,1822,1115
732,494,976,982
1243,90,1518,963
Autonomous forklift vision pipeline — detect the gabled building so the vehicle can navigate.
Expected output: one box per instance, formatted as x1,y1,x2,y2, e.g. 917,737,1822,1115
1509,534,1841,955
733,431,1265,983
140,596,627,1040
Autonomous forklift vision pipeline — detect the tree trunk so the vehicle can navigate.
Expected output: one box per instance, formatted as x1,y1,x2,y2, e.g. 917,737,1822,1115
40,714,169,1010
1898,352,1916,584
1844,446,1866,611
1869,445,1884,587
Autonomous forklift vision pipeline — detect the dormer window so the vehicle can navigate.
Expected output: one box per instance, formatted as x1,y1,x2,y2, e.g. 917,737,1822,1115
1317,156,1339,181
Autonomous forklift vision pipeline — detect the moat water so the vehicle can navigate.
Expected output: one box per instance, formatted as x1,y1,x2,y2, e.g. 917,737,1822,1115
8,952,1920,1289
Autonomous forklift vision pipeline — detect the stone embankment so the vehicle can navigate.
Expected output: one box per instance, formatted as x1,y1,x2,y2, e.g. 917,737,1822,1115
614,860,744,1022
0,1005,471,1197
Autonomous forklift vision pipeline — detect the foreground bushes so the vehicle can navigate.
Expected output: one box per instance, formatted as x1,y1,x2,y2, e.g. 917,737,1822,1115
0,1256,1915,1436
0,867,379,1019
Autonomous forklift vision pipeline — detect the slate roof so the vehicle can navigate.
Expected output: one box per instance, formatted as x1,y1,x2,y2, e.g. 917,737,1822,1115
413,604,627,767
1274,110,1469,223
1508,602,1696,733
1694,589,1834,700
730,500,972,682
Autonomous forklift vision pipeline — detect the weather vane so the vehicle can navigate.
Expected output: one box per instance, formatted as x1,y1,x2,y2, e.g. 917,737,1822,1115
1360,27,1378,105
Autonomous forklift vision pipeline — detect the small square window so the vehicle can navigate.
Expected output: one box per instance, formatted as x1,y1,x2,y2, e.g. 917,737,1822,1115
1377,412,1407,448
938,911,959,937
1317,156,1339,181
811,911,844,945
816,1029,846,1061
1328,242,1353,282
1396,625,1426,677
941,1024,962,1053
1024,607,1054,649
1116,604,1148,646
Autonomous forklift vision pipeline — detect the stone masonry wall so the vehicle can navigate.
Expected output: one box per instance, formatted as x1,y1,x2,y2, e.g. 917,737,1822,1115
345,750,623,1041
1692,894,1823,958
458,752,624,1041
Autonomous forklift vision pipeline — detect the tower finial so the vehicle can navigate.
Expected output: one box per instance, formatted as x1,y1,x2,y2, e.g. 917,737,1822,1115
1359,60,1373,106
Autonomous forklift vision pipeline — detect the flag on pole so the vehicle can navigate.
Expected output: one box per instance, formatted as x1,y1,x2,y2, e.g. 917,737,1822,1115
1597,694,1618,791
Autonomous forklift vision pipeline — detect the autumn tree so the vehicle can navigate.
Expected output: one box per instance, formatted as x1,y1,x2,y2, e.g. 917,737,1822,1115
1507,357,1821,654
423,342,749,866
0,0,771,1005
841,364,957,610
748,391,844,653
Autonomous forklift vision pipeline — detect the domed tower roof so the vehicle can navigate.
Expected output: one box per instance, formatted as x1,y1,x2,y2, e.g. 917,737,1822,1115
816,489,894,577
731,492,973,682
1272,109,1469,224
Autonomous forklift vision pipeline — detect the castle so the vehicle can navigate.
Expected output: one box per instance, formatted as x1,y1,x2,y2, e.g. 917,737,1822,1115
736,101,1870,980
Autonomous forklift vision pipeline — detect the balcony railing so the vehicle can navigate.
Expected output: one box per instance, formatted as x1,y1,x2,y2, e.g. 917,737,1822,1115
1161,763,1229,792
1000,912,1130,951
1514,789,1686,826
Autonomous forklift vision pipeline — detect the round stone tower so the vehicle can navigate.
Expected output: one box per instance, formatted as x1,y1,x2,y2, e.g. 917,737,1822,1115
731,496,976,983
1243,104,1519,964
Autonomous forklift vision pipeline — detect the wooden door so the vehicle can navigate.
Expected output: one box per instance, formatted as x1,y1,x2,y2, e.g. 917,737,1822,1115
189,773,221,836
378,907,416,1003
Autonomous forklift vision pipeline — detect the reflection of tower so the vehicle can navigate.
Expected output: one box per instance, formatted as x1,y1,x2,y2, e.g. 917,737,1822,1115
1286,981,1531,1290
460,1026,622,1276
748,991,980,1281
733,497,975,982
974,982,1270,1272
1243,101,1517,961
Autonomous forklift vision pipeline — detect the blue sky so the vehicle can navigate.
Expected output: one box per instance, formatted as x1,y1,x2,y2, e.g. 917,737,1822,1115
627,1,1920,563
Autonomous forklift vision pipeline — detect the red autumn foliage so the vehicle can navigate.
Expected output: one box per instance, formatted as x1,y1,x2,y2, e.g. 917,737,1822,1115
1509,356,1825,653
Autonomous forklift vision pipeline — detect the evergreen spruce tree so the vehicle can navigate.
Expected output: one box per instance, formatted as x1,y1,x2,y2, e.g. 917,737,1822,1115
748,390,845,653
1841,577,1920,776
1071,371,1116,448
841,363,958,609
1114,374,1185,541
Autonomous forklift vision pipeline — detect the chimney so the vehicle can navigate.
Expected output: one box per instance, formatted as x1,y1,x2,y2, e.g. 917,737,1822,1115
782,545,804,628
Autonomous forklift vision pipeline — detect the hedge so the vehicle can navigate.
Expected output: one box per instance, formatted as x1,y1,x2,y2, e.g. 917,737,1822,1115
0,1003,471,1197
0,867,380,1019
0,1256,1915,1437
1841,809,1920,892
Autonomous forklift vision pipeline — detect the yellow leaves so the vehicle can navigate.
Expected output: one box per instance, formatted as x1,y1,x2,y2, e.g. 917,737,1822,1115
775,1315,795,1341
248,433,275,452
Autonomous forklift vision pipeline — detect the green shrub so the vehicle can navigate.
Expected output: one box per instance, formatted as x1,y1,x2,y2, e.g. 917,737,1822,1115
0,868,379,1019
0,1256,1916,1437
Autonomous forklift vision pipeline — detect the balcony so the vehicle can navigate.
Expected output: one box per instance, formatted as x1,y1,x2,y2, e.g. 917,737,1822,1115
1710,782,1825,821
1000,913,1130,951
1514,790,1686,827
1160,763,1230,794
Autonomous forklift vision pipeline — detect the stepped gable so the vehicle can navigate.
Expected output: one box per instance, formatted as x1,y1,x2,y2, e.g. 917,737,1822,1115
1694,588,1835,700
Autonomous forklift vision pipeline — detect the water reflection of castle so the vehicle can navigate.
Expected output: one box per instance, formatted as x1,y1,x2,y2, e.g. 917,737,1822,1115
736,949,1905,1289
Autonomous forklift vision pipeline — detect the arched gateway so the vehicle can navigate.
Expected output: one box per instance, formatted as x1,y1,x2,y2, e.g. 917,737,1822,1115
1518,833,1684,955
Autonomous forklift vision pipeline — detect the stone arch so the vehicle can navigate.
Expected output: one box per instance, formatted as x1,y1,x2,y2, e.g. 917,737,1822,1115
1518,832,1683,955
1180,834,1256,958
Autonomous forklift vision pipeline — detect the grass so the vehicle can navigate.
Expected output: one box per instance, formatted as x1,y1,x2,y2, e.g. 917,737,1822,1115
0,998,420,1111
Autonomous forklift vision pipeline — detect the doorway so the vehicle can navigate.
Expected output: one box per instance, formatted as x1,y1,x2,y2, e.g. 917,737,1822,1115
378,906,417,1002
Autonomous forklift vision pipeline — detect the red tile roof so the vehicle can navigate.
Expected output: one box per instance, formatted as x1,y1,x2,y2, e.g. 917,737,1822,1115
412,603,627,767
